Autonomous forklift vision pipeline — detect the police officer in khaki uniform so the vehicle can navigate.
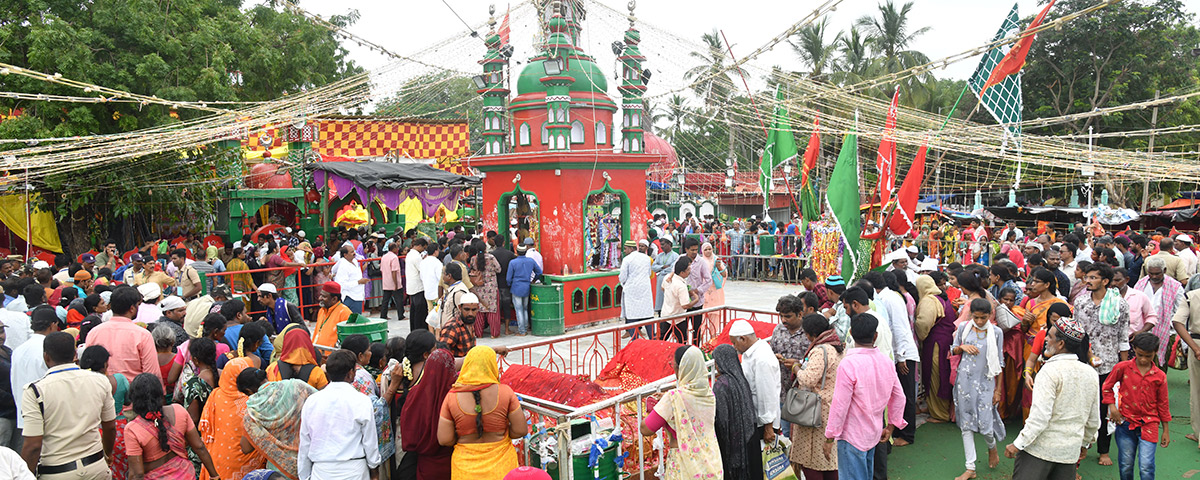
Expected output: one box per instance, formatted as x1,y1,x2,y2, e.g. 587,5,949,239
20,332,115,479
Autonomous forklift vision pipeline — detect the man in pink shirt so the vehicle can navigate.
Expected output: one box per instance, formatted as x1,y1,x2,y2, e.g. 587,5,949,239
84,285,160,381
824,313,908,479
379,242,404,321
1113,268,1157,337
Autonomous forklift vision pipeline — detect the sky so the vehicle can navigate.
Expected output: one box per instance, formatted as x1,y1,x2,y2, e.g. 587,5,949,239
294,0,1200,84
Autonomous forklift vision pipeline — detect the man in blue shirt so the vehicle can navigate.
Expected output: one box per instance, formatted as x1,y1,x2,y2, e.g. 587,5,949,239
505,245,543,336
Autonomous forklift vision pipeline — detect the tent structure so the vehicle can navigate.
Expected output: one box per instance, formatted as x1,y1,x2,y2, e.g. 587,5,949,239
309,161,481,232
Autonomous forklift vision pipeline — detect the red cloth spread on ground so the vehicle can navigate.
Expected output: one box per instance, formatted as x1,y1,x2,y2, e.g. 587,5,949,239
703,319,777,353
501,364,608,408
595,339,685,390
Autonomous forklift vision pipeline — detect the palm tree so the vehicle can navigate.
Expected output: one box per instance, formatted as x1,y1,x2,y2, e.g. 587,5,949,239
789,18,842,81
830,26,875,86
855,0,933,105
684,30,746,111
658,94,691,142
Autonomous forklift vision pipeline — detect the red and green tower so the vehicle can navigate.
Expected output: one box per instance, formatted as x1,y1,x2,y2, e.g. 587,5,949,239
476,6,510,156
617,1,647,153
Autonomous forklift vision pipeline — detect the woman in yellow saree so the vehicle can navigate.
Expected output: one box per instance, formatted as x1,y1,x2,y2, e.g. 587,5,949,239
437,346,527,480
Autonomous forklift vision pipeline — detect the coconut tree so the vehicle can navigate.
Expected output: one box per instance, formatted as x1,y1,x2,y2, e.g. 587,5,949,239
684,30,746,111
855,0,933,105
830,26,876,86
790,18,842,81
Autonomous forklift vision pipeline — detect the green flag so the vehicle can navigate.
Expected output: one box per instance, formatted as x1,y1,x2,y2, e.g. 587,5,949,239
759,86,798,202
827,130,861,281
968,3,1022,140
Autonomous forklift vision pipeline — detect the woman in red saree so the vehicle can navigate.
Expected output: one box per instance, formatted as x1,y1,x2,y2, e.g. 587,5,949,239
399,349,458,479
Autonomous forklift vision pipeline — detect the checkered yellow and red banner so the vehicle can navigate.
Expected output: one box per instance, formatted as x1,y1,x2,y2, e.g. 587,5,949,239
314,120,470,160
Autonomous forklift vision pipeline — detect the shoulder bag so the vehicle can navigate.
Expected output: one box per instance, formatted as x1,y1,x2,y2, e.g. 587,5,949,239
782,346,827,428
1168,294,1193,370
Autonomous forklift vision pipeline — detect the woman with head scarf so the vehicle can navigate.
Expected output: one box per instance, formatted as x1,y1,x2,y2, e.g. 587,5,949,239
914,274,958,423
788,314,843,479
639,346,723,479
266,328,328,389
400,348,457,480
199,357,266,480
243,379,318,480
125,373,220,480
711,344,756,480
436,346,526,479
700,242,727,337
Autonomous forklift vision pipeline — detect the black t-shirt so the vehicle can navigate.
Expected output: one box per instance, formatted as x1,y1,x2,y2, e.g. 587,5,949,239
492,247,516,289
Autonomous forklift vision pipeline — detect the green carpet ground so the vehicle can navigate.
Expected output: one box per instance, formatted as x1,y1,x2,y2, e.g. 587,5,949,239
887,369,1200,479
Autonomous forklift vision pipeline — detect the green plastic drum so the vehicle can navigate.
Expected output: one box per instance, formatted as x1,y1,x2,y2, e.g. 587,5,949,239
759,234,777,256
530,284,564,336
526,427,620,480
337,314,389,344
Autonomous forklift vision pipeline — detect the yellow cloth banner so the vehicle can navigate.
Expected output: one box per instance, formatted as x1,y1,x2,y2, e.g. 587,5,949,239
396,196,424,232
0,194,63,252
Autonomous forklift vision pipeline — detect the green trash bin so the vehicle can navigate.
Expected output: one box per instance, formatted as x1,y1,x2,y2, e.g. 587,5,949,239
530,284,564,336
337,314,389,344
759,234,777,256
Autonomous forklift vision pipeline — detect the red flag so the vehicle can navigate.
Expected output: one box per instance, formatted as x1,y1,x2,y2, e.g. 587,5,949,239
980,0,1056,95
498,6,511,45
800,117,820,187
887,137,927,236
877,88,900,208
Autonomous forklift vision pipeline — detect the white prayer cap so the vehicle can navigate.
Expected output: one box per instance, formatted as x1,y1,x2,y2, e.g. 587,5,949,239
728,320,755,337
919,258,939,272
906,245,918,254
138,282,162,301
160,296,186,311
457,292,480,306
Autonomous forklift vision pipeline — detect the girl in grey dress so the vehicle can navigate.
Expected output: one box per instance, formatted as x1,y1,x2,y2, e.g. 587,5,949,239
951,298,1006,480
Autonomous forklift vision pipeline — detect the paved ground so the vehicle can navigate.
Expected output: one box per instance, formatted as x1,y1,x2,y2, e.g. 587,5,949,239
373,279,802,350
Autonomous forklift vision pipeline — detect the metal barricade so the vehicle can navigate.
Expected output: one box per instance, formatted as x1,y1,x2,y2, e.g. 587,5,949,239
503,305,781,479
199,256,385,318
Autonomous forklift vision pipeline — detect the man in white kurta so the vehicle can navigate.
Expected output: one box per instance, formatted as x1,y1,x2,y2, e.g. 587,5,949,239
299,350,381,480
730,320,782,444
619,240,654,338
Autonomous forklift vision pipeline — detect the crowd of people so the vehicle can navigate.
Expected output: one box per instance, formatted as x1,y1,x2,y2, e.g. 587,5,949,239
635,223,1192,480
0,223,555,480
0,218,1194,480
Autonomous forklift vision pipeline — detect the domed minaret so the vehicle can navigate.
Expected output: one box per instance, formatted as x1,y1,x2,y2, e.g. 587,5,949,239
617,1,646,153
471,0,662,330
476,5,510,156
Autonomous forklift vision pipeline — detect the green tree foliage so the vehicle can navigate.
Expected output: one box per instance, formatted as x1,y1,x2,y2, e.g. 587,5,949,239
1022,0,1200,205
0,0,361,250
791,18,841,81
374,73,482,152
855,0,933,106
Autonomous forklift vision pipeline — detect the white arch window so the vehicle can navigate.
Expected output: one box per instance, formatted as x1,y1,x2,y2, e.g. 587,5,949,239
570,120,585,143
631,137,640,151
541,123,549,144
519,123,531,145
631,112,641,128
595,122,607,145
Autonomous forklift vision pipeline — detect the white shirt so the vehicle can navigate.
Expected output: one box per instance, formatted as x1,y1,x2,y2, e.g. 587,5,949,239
740,339,782,428
0,446,33,480
11,333,46,429
1062,260,1079,287
420,256,443,302
849,311,894,362
1179,248,1198,277
527,249,544,272
405,249,425,295
618,251,654,320
1000,227,1024,243
878,288,919,362
334,257,365,302
299,382,381,480
0,311,31,351
1012,353,1100,464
